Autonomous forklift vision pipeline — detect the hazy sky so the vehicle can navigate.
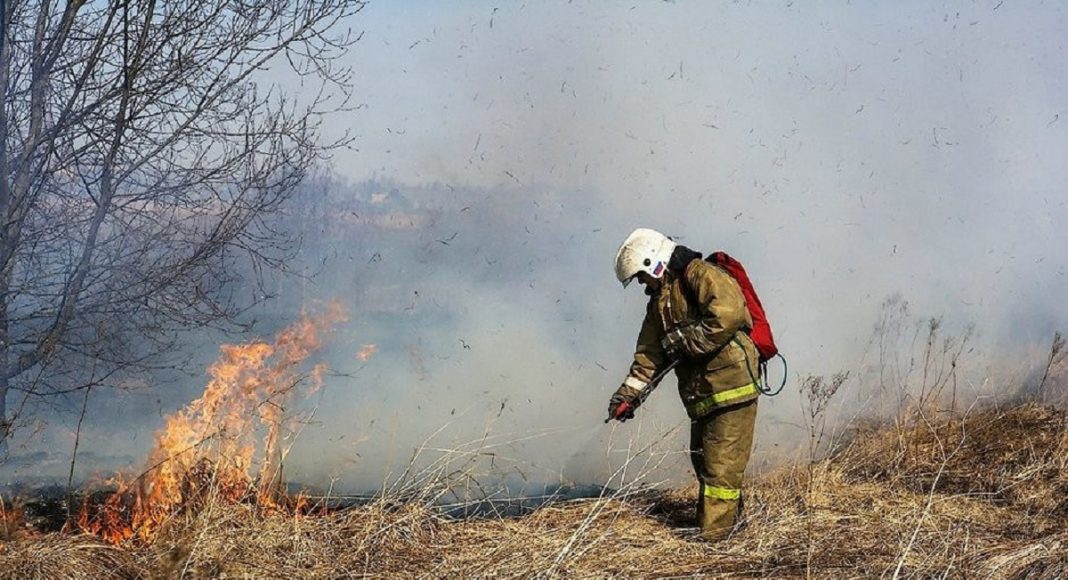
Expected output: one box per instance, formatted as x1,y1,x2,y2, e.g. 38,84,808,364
334,0,1066,333
277,0,1067,488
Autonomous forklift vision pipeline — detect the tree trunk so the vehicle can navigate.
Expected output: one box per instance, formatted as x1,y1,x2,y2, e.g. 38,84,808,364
0,366,8,455
0,0,11,455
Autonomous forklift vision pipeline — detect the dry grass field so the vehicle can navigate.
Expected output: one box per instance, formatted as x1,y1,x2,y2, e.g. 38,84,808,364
2,400,1065,579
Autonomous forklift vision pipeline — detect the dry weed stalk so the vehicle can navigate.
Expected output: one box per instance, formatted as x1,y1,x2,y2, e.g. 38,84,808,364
868,296,974,420
888,403,968,578
546,421,683,574
1038,331,1065,403
799,372,849,464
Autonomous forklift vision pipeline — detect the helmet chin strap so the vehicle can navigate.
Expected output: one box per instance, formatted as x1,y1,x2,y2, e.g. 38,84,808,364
641,271,665,296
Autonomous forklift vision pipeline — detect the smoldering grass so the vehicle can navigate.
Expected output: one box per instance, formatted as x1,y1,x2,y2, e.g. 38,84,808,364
0,495,25,542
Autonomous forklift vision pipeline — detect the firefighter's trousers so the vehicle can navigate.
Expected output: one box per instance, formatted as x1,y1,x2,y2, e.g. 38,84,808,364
689,398,757,540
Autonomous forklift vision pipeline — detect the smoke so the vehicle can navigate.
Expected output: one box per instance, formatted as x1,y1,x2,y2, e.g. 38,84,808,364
6,2,1067,495
283,2,1066,488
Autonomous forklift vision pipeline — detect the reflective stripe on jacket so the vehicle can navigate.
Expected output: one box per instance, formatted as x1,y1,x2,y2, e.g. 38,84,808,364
624,256,761,418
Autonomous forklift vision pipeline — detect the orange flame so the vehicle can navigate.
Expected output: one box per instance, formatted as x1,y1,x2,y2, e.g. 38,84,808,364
1,495,25,541
79,303,346,544
356,344,378,362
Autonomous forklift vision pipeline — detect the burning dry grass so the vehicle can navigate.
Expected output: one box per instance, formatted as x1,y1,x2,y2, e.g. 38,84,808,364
72,304,347,545
3,402,1067,578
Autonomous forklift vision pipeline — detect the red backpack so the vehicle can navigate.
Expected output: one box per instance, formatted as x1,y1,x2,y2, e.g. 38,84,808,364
706,251,778,362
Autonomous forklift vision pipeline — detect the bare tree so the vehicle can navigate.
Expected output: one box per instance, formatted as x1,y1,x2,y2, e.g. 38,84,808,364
0,0,364,453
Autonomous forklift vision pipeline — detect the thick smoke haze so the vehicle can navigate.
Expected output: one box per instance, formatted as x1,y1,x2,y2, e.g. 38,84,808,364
5,2,1066,494
266,1,1068,489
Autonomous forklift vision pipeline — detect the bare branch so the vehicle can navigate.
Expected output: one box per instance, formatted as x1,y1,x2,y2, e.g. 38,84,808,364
0,0,365,449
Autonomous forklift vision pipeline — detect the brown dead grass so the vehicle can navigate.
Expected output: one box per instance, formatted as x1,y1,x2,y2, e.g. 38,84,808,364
837,403,1068,522
2,403,1066,579
0,534,136,579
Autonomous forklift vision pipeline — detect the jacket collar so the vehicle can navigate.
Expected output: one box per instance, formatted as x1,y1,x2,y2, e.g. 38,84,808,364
668,244,702,273
645,245,702,296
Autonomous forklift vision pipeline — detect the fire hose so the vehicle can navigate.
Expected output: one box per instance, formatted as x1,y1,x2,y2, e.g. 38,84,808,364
604,359,681,423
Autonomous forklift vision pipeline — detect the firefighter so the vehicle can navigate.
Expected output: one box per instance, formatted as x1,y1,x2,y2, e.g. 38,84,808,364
609,228,760,541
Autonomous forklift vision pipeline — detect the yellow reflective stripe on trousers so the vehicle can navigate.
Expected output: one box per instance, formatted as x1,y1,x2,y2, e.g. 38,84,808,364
702,484,741,501
686,382,759,416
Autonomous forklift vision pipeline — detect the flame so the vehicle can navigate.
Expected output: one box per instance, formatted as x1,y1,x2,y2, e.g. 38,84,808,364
356,344,378,361
1,495,25,541
79,303,346,544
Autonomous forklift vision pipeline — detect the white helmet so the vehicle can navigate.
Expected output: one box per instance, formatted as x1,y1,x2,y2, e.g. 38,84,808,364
614,228,677,288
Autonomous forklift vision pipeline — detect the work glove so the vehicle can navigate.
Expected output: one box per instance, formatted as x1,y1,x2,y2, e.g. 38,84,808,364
607,384,642,422
661,327,689,361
